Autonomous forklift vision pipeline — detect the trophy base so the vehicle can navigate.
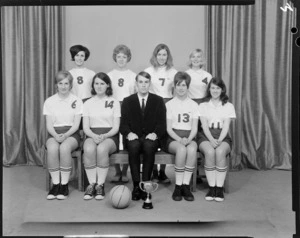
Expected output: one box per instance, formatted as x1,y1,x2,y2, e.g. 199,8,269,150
142,202,153,209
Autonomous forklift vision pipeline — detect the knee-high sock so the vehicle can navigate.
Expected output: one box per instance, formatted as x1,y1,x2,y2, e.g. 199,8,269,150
204,166,216,187
216,166,227,187
49,167,60,185
60,167,72,185
182,165,194,185
174,166,185,185
84,164,97,184
97,166,109,185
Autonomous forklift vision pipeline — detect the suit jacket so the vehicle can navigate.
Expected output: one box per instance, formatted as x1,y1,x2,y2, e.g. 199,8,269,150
120,93,166,139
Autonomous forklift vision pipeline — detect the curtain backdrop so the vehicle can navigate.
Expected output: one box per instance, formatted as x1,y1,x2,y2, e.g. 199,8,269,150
2,6,64,166
206,0,295,170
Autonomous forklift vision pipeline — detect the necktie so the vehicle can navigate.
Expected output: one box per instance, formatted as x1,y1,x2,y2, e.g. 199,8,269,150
141,98,145,114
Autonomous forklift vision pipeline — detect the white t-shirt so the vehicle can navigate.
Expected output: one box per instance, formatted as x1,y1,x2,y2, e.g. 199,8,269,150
43,93,83,127
83,96,121,128
166,97,199,130
145,66,177,98
198,100,236,129
107,69,136,101
69,67,95,100
185,68,212,99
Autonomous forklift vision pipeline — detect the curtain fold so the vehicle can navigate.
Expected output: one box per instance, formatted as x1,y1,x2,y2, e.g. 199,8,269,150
2,6,64,166
206,0,295,170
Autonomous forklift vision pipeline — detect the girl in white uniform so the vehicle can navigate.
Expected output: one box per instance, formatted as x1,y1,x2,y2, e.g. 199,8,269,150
198,77,236,202
108,44,136,183
166,72,199,202
69,45,96,101
185,49,212,105
43,71,83,200
145,43,178,184
83,72,121,200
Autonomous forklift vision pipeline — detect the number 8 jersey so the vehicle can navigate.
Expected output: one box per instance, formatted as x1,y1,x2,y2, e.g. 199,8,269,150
166,97,199,130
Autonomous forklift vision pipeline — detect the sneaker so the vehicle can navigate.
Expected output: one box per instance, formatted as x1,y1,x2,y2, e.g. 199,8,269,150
158,170,171,184
205,186,216,201
172,185,182,201
57,183,69,200
151,170,159,183
181,184,194,201
47,184,60,200
215,186,224,202
95,184,105,200
83,183,96,200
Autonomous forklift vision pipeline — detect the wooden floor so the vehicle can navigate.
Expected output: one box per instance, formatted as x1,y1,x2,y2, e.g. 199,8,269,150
3,165,295,237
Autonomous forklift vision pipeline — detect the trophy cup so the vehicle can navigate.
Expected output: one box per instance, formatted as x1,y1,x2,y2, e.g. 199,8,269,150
139,181,158,209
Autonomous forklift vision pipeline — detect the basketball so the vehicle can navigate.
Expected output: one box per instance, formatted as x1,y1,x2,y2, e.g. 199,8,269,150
109,185,131,209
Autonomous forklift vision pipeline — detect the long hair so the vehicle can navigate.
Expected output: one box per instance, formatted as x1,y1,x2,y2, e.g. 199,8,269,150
150,43,173,70
205,77,229,105
91,72,113,96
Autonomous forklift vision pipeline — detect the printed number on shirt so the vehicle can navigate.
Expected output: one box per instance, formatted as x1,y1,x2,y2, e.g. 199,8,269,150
105,101,114,109
178,113,190,123
77,76,83,84
202,77,208,84
118,78,124,87
159,78,165,86
71,100,77,109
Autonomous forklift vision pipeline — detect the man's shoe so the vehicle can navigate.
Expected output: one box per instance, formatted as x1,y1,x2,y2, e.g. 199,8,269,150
215,186,224,202
172,185,182,201
57,183,69,200
181,184,194,201
158,170,171,184
205,186,216,201
111,174,121,183
83,183,96,200
132,186,141,201
151,170,159,183
47,183,60,200
95,184,105,200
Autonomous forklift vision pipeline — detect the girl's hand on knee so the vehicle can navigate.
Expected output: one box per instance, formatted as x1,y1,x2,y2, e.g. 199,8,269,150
209,138,219,148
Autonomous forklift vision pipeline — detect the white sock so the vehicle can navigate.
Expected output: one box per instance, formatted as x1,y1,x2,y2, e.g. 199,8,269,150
60,167,72,185
84,164,97,184
216,166,227,187
204,166,216,187
97,166,109,185
49,168,60,184
182,165,194,185
174,166,184,185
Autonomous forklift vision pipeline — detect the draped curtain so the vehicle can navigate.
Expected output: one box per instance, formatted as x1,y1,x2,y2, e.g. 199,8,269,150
206,0,295,170
2,6,64,166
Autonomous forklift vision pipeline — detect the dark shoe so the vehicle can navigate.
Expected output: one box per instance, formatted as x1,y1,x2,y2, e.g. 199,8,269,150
151,170,159,183
57,183,69,200
181,184,194,201
215,186,224,202
158,170,171,184
172,185,182,201
83,183,96,200
132,186,142,201
205,186,216,201
47,183,60,200
95,184,105,200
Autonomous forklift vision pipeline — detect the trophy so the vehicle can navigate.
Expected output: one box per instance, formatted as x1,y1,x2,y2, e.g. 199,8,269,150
139,181,158,209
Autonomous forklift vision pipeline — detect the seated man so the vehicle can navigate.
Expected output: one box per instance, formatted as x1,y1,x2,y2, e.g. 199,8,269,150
120,71,166,201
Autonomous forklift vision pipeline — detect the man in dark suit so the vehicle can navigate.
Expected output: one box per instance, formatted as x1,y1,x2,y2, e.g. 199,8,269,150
120,71,166,201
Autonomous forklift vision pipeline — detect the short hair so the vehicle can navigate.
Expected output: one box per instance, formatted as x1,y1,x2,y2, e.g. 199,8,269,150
174,71,191,88
55,70,73,89
135,71,151,82
205,77,229,105
150,43,174,70
112,44,132,62
91,72,113,96
188,48,206,69
69,45,90,61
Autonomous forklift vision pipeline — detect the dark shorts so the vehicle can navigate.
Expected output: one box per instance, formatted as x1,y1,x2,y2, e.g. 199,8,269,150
48,126,81,146
89,127,119,151
166,129,197,152
197,128,232,149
